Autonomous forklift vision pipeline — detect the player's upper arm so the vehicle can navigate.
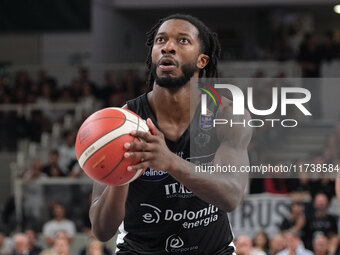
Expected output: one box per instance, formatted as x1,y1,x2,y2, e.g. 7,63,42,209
215,97,252,150
213,97,252,208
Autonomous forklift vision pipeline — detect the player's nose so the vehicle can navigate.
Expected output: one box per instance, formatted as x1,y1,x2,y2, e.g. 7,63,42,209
161,39,176,55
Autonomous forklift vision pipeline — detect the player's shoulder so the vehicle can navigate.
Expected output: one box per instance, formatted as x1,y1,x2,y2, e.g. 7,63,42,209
216,96,252,146
217,96,251,121
126,93,148,112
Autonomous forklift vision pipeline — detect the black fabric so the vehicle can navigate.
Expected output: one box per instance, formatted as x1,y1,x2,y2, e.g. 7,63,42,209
115,93,234,254
303,214,338,250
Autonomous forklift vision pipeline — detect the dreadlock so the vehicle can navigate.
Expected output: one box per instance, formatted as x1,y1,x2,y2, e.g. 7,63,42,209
145,14,221,88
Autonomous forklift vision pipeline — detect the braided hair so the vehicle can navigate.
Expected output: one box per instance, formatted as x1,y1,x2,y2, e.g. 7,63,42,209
145,14,221,88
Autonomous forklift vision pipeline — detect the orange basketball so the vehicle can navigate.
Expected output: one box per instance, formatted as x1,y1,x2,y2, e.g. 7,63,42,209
75,107,149,186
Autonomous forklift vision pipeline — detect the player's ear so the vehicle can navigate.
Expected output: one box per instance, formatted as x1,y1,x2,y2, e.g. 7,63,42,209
197,54,209,70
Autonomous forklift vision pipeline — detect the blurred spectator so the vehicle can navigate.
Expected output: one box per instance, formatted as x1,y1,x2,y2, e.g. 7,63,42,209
320,31,340,62
323,133,339,164
312,234,338,255
303,193,338,250
78,82,97,117
336,177,340,214
58,130,77,176
101,71,127,107
279,202,306,235
264,162,291,194
264,178,290,194
42,203,76,246
328,236,339,255
106,92,127,108
236,235,268,255
70,79,82,101
59,87,74,104
288,160,312,203
0,110,21,151
297,33,322,119
235,236,254,255
11,233,30,255
42,150,65,177
276,39,295,61
36,79,62,131
22,159,45,183
305,155,335,201
22,159,46,231
0,232,13,255
269,233,286,255
40,234,71,255
309,178,335,202
0,78,11,104
297,33,322,77
25,111,44,143
78,238,111,255
253,232,269,255
287,16,305,55
14,71,32,104
312,235,328,255
277,231,312,255
122,69,139,98
78,67,98,98
24,230,42,255
1,196,16,235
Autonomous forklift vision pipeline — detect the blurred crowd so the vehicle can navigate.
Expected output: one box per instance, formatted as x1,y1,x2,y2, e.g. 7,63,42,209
235,193,339,255
0,68,148,151
0,201,113,255
250,121,340,196
253,14,340,63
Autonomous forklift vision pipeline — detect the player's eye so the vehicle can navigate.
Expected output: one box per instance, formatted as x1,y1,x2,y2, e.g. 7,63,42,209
179,38,190,44
155,37,165,43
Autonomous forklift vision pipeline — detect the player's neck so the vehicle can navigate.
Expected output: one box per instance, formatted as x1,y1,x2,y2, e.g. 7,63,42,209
150,84,191,123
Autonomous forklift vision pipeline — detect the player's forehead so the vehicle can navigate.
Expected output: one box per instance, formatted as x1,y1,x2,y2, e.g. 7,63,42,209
156,19,200,39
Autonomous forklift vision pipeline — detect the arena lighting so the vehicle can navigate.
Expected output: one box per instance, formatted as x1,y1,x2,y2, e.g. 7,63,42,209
334,5,340,14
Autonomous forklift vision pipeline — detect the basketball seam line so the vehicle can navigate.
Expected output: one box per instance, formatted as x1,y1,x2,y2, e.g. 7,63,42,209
77,116,127,161
80,116,129,129
78,118,146,166
99,115,141,182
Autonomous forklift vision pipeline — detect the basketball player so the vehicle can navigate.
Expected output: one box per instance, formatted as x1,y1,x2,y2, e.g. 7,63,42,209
90,14,252,254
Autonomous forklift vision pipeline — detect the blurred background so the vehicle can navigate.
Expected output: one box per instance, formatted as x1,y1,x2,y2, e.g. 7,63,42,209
1,0,340,254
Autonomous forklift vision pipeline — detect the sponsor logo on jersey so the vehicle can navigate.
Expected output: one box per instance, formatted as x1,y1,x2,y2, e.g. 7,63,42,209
164,182,194,199
140,203,219,229
139,152,184,181
139,168,168,181
194,133,211,147
140,203,161,224
200,108,214,130
165,234,198,253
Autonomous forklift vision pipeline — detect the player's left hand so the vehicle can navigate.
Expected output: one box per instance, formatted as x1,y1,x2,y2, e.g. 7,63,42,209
123,118,176,172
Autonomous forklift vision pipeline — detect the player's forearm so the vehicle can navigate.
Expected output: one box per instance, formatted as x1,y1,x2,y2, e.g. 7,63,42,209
168,157,246,212
90,185,129,241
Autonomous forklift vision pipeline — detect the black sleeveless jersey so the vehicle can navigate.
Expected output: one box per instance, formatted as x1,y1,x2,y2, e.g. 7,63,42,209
116,93,234,255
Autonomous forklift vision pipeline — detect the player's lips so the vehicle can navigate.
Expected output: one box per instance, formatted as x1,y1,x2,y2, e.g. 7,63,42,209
158,57,178,72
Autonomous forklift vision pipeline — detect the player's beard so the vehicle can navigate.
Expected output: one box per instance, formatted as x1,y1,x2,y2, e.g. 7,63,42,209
151,61,196,89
